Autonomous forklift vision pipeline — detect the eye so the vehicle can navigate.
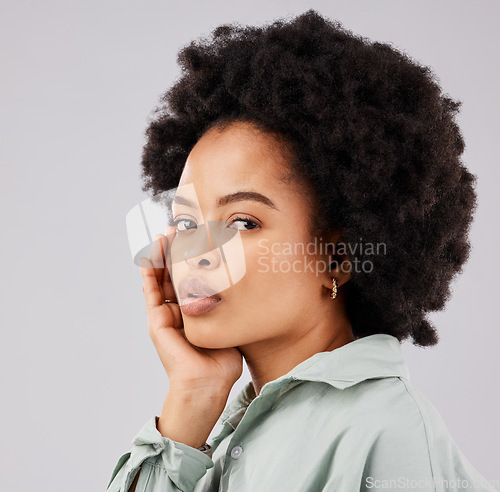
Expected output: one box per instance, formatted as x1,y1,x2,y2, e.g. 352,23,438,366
172,218,197,232
228,216,260,231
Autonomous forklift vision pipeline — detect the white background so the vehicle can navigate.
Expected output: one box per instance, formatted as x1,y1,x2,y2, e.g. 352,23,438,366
1,1,498,490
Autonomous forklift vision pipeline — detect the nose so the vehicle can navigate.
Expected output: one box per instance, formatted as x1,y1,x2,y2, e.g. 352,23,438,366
184,247,221,269
182,222,222,270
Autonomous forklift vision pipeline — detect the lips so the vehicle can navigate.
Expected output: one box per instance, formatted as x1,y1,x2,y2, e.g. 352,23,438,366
178,276,221,303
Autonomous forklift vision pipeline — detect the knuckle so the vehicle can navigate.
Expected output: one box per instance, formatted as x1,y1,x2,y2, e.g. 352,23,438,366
148,326,159,342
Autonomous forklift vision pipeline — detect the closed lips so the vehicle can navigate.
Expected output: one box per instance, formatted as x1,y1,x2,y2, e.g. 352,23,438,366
178,276,221,301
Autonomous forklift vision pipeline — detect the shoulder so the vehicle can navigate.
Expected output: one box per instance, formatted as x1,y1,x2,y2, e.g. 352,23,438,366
319,377,494,490
290,376,433,462
317,376,429,436
338,377,434,456
311,377,435,486
294,377,436,488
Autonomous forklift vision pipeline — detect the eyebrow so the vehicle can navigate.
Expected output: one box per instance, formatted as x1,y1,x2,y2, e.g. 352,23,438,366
172,191,278,210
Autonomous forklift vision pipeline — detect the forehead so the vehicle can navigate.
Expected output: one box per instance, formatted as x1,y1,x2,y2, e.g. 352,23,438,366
178,121,294,191
174,121,316,239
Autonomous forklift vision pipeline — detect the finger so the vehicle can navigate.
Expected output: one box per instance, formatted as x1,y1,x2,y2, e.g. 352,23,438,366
146,299,192,371
168,303,184,332
151,232,175,302
139,257,164,307
150,234,166,288
162,225,178,302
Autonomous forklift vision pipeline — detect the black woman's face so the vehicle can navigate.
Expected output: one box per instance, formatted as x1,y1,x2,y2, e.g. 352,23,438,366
170,121,331,350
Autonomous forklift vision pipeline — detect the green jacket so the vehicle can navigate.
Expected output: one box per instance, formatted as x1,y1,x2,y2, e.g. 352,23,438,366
106,334,496,491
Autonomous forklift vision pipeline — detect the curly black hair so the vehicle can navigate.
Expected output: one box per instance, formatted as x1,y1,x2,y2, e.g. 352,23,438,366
139,9,477,347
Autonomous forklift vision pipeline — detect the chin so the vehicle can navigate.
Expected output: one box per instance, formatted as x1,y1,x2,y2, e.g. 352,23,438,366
183,324,226,349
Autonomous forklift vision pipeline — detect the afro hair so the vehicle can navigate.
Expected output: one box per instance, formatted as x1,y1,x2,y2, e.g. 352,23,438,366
139,9,477,347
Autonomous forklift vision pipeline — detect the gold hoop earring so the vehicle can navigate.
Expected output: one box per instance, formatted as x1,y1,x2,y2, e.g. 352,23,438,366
330,277,338,300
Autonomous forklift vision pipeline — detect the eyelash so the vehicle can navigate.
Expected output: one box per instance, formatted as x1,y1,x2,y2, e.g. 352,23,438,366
172,215,260,232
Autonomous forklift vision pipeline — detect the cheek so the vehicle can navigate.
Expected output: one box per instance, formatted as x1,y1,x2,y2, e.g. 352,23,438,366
245,249,316,293
251,249,325,305
234,229,322,297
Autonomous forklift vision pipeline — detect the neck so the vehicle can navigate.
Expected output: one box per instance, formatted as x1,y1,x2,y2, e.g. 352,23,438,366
239,314,354,397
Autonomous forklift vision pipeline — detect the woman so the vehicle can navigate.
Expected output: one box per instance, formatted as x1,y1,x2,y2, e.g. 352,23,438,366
107,10,495,492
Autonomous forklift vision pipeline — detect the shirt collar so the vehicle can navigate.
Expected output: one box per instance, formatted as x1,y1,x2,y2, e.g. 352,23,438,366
219,334,409,428
287,333,409,389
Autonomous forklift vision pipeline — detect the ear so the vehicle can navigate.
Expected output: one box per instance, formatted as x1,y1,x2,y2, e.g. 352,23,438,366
323,230,351,288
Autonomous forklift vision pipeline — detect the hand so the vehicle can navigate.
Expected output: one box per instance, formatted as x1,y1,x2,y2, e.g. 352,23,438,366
139,226,243,395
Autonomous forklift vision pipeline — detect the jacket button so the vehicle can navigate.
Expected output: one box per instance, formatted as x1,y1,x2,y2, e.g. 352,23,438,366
230,445,243,459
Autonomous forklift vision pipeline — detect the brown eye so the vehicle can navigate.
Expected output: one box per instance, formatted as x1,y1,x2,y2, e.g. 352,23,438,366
173,218,197,232
228,216,260,231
